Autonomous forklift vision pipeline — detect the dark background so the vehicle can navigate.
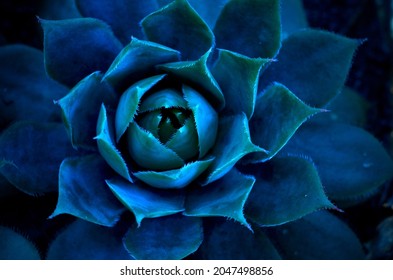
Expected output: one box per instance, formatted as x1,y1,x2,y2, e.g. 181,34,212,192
0,0,392,259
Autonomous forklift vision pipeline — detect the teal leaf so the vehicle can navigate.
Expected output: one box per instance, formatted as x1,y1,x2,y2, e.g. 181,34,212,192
139,88,187,112
259,29,360,107
204,113,264,185
280,0,308,39
76,0,159,44
96,105,132,182
245,157,336,226
214,0,281,58
50,154,125,226
123,214,203,260
165,118,199,161
247,83,320,163
185,168,255,229
268,211,365,259
281,123,393,204
103,38,180,91
57,72,117,150
41,17,122,87
127,122,184,170
115,75,166,142
0,44,68,129
141,0,214,60
134,158,213,189
46,219,132,259
106,178,184,225
183,85,218,158
157,50,225,110
311,87,369,127
0,122,77,195
212,49,270,119
196,219,280,260
0,226,40,260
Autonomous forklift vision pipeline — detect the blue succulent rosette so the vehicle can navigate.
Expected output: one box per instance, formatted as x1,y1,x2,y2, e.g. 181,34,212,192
0,0,392,259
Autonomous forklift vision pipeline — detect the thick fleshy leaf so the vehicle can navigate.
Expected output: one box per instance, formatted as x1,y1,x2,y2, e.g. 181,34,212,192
247,83,320,163
311,87,369,127
57,72,117,150
157,50,225,109
281,0,308,39
141,0,214,60
46,219,132,260
106,178,184,225
139,89,187,112
281,123,393,203
103,38,180,91
41,17,122,87
0,175,20,198
115,75,166,141
96,105,132,182
76,0,159,44
212,49,270,119
134,158,213,189
259,29,360,107
165,118,199,161
204,114,265,185
185,168,254,229
0,122,77,195
137,110,161,138
0,44,68,129
50,154,125,226
183,85,218,158
123,214,203,259
40,0,81,20
127,122,184,170
245,157,335,226
268,211,365,259
0,226,40,260
196,219,280,260
214,0,281,58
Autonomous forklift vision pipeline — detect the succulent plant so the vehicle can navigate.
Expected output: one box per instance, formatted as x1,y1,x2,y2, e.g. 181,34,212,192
0,0,392,259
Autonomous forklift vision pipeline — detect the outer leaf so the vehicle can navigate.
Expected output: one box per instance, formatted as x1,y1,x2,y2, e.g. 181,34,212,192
195,219,281,260
0,45,68,129
183,85,218,158
50,154,125,227
46,219,132,260
40,0,81,20
259,29,360,107
0,175,20,198
134,158,213,189
41,17,122,87
247,83,320,163
214,0,281,58
281,123,393,203
141,0,214,60
204,113,265,185
0,122,77,195
185,168,255,229
157,50,225,110
96,105,132,182
0,226,40,260
212,49,270,119
115,75,166,141
123,214,203,260
127,122,184,170
245,157,335,226
106,178,184,225
57,71,117,150
103,38,180,91
76,0,159,44
268,211,365,259
280,0,308,39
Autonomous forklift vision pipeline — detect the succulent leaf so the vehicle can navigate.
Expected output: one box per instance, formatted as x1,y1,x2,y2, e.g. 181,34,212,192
50,154,125,226
141,0,214,60
139,88,187,113
280,0,308,39
0,226,40,260
123,214,203,260
41,17,122,87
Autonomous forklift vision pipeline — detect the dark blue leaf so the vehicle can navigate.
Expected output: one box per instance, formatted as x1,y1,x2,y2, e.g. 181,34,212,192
76,0,159,44
280,0,308,39
0,122,77,195
41,17,122,87
0,226,40,260
40,0,81,20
